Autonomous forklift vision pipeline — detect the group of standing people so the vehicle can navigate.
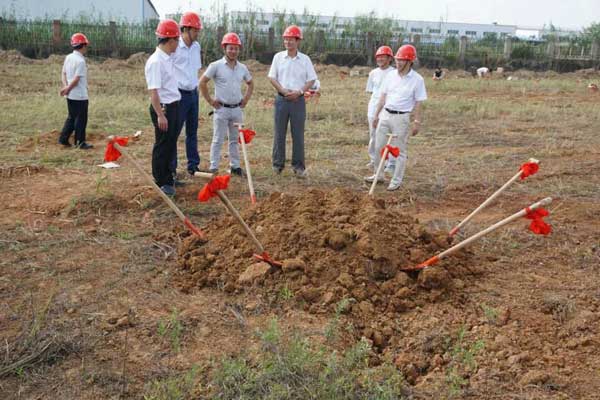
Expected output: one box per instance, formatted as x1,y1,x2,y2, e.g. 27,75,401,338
59,12,427,196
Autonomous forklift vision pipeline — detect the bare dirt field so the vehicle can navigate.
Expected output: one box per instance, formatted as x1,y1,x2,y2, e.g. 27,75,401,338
1,52,599,399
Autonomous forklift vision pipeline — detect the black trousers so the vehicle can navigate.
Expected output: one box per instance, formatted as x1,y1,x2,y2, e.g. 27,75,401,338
60,99,88,144
149,102,179,187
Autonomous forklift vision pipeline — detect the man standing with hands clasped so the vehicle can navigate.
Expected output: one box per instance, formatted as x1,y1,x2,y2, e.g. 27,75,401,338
200,32,253,176
172,11,203,181
365,44,427,191
268,25,317,177
144,19,181,197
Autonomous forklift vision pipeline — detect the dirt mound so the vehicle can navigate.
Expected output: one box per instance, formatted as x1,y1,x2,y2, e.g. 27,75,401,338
17,130,105,151
41,54,64,64
175,188,475,352
126,52,149,66
575,68,600,78
0,49,34,64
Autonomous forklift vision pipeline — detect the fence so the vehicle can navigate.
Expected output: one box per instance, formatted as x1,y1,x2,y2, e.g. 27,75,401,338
0,18,598,71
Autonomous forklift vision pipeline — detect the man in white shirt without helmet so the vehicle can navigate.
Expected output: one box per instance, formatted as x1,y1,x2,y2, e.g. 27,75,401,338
172,11,203,180
366,45,395,170
144,19,181,197
199,32,254,176
268,25,317,177
59,33,92,149
365,44,427,192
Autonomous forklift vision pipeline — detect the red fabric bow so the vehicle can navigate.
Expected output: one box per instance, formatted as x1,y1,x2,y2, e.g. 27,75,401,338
524,207,552,235
380,145,400,159
520,162,539,180
238,129,256,144
104,136,129,162
197,175,230,202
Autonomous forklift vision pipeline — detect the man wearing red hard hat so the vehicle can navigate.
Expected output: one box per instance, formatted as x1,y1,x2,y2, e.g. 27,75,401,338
268,25,318,177
199,32,254,176
171,11,203,182
366,45,395,170
365,44,427,191
58,33,92,149
144,19,181,197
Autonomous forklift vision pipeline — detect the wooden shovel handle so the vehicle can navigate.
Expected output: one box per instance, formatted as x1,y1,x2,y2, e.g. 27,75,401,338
238,129,257,204
368,135,394,196
215,190,265,253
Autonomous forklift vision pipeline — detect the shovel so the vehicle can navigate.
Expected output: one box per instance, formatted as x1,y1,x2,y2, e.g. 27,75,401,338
195,172,282,267
234,123,257,204
105,136,206,239
403,197,552,271
368,134,398,196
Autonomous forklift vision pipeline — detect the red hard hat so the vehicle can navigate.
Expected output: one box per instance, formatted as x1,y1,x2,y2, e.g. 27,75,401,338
221,32,242,48
395,44,417,61
70,33,89,47
155,19,180,38
179,11,202,30
375,46,393,57
282,25,303,40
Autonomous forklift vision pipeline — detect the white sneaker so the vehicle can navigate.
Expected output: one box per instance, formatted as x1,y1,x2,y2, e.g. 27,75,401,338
364,174,384,183
387,182,401,191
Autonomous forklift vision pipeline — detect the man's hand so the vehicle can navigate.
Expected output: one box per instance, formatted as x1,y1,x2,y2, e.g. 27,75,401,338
372,117,379,129
210,99,222,109
411,121,421,136
285,89,302,101
158,115,168,132
59,86,70,96
240,97,249,108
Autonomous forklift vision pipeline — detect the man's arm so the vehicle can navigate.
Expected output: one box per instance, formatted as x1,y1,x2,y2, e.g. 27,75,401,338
199,75,221,109
372,94,386,128
411,101,423,136
241,79,254,108
60,75,80,97
149,89,168,132
269,77,288,96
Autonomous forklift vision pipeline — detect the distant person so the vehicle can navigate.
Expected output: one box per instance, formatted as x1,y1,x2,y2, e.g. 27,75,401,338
365,45,427,192
144,19,181,197
366,46,395,170
58,33,92,149
200,32,254,176
268,25,317,177
172,11,203,181
433,67,445,81
477,67,490,78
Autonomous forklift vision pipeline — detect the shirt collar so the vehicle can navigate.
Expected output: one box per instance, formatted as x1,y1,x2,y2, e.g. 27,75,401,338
284,51,300,60
156,47,170,60
179,37,196,49
398,69,414,78
73,50,84,58
220,56,238,68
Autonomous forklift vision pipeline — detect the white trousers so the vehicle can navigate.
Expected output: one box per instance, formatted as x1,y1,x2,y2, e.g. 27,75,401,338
373,111,410,186
368,115,396,168
209,107,243,170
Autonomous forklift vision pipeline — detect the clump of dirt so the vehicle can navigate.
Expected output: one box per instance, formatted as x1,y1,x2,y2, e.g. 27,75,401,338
175,188,475,352
0,164,46,179
0,49,34,64
126,52,149,66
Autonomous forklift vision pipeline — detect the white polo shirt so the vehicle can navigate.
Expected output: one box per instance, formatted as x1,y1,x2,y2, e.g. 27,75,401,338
173,37,202,91
380,69,427,113
203,57,252,105
267,50,317,92
366,65,394,118
62,50,88,101
145,47,181,104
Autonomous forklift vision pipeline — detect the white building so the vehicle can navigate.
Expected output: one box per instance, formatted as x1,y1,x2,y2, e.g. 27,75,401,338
0,0,159,22
230,11,517,39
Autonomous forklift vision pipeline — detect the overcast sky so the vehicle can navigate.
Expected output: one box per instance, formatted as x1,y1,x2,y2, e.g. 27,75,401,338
151,0,598,30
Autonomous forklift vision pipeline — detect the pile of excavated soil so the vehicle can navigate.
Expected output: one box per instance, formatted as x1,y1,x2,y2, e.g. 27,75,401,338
175,188,476,351
0,49,34,64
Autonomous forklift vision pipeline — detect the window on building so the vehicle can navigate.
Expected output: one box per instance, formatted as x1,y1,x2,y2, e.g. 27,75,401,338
318,23,328,28
465,30,477,36
429,28,440,34
411,28,423,33
447,29,459,35
259,20,269,25
335,24,345,29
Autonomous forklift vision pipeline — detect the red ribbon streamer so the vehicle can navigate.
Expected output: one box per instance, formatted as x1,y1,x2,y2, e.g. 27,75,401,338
238,129,256,144
520,162,539,180
380,145,400,159
197,175,230,202
104,136,129,162
524,207,552,235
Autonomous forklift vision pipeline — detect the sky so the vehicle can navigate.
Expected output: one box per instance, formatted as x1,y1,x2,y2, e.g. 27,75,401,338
151,0,599,30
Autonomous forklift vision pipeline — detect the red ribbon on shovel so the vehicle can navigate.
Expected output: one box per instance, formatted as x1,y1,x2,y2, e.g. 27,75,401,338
104,136,129,162
524,207,552,235
198,175,231,202
380,145,400,159
520,162,539,180
238,129,256,144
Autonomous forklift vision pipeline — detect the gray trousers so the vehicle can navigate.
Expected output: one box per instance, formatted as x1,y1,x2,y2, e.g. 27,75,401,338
272,95,306,170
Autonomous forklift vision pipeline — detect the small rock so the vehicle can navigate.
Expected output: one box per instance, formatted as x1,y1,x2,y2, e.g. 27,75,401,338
337,272,354,288
282,258,306,273
299,287,321,302
324,229,352,250
245,301,259,311
238,262,271,285
395,287,412,299
321,291,335,305
116,316,130,328
417,268,450,290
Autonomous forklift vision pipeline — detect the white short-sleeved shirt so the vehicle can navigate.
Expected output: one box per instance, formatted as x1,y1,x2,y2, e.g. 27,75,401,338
477,67,490,77
380,69,427,113
267,50,317,92
62,50,88,100
173,37,202,91
202,57,252,105
145,47,181,104
366,66,394,118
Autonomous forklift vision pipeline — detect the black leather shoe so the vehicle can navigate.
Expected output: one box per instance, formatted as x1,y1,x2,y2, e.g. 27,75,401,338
230,167,245,177
58,138,71,147
76,142,93,150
